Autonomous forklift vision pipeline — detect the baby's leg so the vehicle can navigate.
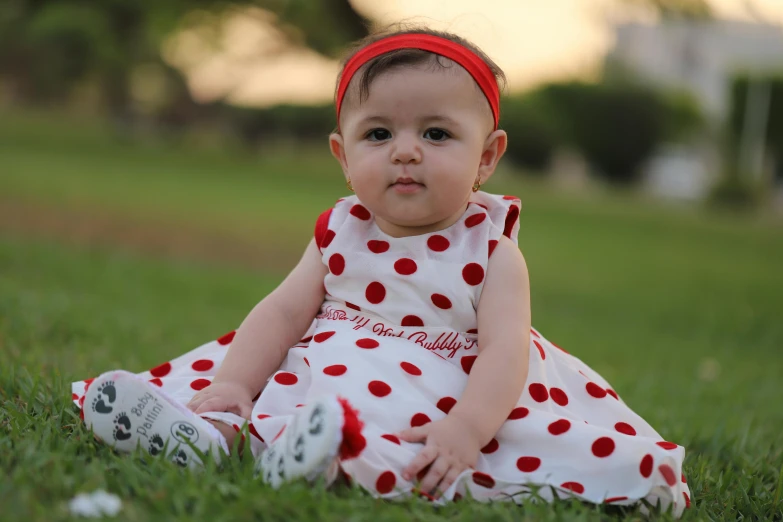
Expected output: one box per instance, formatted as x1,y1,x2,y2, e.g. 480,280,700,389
205,419,245,457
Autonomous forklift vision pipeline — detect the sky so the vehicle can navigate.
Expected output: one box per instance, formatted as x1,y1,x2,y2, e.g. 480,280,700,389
162,0,783,107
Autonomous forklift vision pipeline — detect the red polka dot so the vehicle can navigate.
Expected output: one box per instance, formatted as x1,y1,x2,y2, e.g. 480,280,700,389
303,357,310,367
274,372,298,386
216,331,236,345
299,336,313,344
410,413,431,427
683,492,691,508
488,239,499,257
606,388,619,400
257,414,270,420
658,464,677,486
84,378,95,386
381,434,401,445
191,359,214,372
681,473,687,483
437,397,457,414
586,382,608,398
548,419,571,435
400,362,422,375
461,355,477,374
190,379,210,391
508,407,529,420
604,496,628,503
462,263,485,285
248,423,264,441
350,204,371,220
467,328,478,334
72,393,78,401
528,383,549,402
481,438,499,454
550,387,569,406
368,380,392,397
560,482,585,494
356,338,379,349
345,301,361,311
503,206,520,238
272,425,286,442
517,456,541,472
313,331,336,343
427,235,450,252
328,254,345,275
365,282,386,304
530,329,540,338
376,471,396,494
592,437,615,457
465,213,487,228
367,240,389,253
533,340,546,360
150,362,172,377
323,364,347,376
149,378,163,387
656,441,678,450
431,293,452,309
640,454,653,477
394,258,417,275
321,229,336,249
614,422,637,436
503,195,519,201
472,471,495,488
401,315,424,327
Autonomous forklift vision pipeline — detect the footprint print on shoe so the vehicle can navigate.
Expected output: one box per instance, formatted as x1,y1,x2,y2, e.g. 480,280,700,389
113,412,132,441
172,449,188,468
91,381,117,414
149,434,165,456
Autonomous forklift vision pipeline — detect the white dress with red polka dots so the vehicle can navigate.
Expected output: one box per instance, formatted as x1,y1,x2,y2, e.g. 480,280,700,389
72,191,691,516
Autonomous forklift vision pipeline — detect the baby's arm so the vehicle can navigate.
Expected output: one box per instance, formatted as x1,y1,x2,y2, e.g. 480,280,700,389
400,235,530,494
189,238,327,413
448,235,531,442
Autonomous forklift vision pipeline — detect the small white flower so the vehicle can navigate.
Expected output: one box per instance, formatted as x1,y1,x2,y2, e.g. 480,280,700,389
69,489,123,518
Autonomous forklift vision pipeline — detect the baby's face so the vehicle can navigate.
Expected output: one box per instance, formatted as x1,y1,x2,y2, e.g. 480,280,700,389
331,64,499,236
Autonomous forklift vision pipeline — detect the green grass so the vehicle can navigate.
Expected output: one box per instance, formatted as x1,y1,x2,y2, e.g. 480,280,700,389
1,109,782,520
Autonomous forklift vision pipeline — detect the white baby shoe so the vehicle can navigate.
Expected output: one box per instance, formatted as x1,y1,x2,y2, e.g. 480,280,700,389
255,395,347,487
82,370,228,468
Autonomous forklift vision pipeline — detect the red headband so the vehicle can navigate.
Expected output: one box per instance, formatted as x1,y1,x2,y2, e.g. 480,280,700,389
336,34,500,130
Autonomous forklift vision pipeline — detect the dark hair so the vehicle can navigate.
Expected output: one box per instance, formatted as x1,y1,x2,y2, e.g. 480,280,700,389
336,25,506,111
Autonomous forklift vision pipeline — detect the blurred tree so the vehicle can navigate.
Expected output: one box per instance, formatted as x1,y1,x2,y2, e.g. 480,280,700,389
623,0,713,19
0,0,368,126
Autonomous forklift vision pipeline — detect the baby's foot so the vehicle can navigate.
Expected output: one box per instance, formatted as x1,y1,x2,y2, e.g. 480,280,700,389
255,396,346,488
83,370,226,468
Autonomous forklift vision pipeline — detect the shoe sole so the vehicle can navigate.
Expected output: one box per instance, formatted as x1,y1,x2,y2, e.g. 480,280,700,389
257,395,344,487
83,370,223,468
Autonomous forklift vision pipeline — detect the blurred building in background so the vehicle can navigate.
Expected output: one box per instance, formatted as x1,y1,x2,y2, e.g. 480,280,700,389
607,20,783,200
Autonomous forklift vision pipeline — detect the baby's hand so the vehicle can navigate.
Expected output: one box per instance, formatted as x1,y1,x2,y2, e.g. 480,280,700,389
186,381,255,418
398,415,483,497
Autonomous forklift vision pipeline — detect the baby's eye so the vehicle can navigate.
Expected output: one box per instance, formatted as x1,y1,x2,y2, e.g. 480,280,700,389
424,128,450,141
366,129,391,141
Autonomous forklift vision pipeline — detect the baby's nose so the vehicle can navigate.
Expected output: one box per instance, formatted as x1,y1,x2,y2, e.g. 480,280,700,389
390,135,422,164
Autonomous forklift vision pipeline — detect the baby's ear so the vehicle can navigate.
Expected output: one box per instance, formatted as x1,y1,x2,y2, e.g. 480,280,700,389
478,129,508,182
329,133,350,178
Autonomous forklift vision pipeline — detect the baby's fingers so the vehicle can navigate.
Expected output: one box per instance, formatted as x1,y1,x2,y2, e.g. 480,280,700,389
194,397,228,415
402,443,438,482
418,455,450,494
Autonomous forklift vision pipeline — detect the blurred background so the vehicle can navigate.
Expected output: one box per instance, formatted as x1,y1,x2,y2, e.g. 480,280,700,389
1,0,782,272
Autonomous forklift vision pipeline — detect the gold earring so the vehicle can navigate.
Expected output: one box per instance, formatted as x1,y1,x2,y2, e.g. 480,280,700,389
472,178,482,192
346,178,354,192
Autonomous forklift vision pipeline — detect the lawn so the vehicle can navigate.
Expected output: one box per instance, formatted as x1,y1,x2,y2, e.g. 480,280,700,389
1,109,782,521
